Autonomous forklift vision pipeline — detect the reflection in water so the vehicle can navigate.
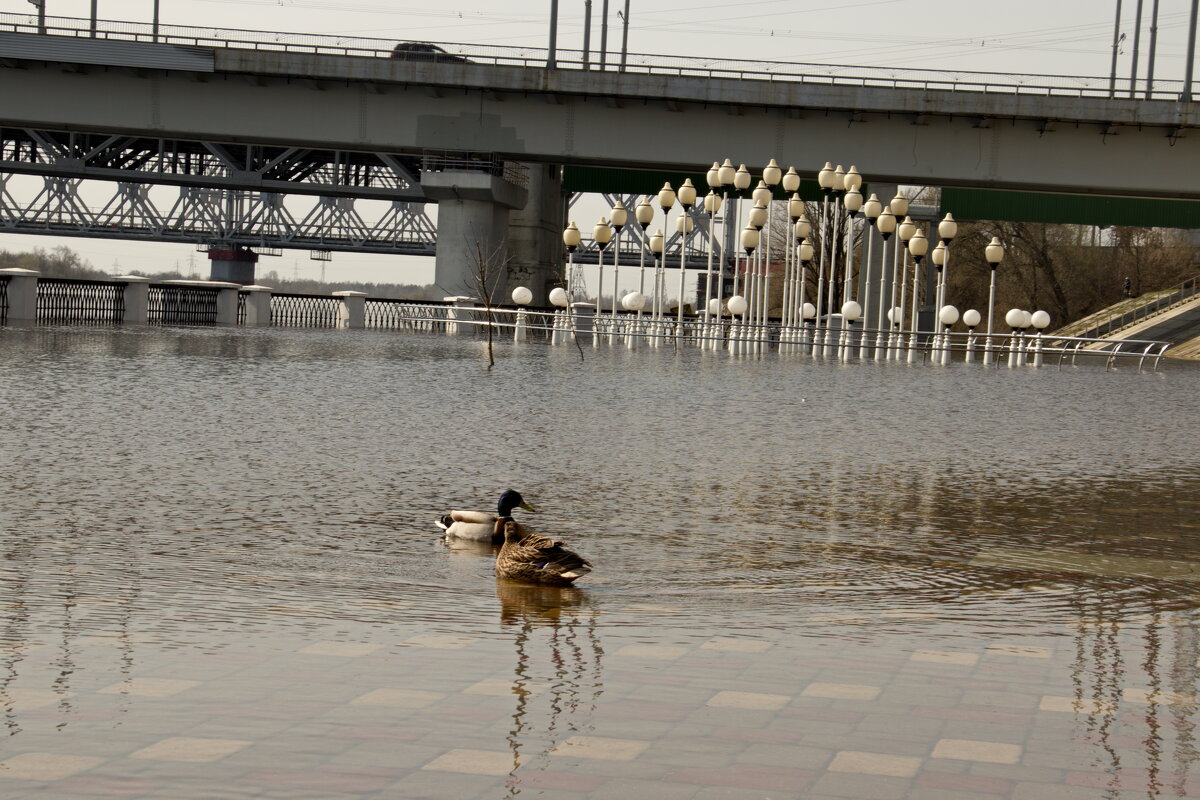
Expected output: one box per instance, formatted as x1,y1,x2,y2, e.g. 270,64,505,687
1069,596,1200,798
2,326,1200,796
495,581,602,797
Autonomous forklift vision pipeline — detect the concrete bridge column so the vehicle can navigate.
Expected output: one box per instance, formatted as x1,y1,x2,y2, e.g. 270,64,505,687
208,247,259,284
506,163,565,305
422,165,529,301
0,268,39,321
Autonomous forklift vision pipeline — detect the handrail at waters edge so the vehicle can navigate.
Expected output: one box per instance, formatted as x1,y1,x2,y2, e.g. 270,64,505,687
1077,275,1200,339
0,12,1191,102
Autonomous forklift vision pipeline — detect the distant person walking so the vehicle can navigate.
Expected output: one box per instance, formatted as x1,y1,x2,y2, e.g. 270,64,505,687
1123,277,1132,298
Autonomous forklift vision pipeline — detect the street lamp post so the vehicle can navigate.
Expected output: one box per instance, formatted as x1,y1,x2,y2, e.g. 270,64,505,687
895,214,915,361
841,184,863,355
560,221,582,344
797,241,813,349
984,236,1004,365
888,194,910,359
735,225,759,353
782,167,802,343
792,212,811,348
760,159,784,350
938,304,959,366
676,179,697,336
962,308,981,362
656,182,676,343
649,228,664,344
930,241,947,360
815,162,835,354
860,192,882,356
703,188,723,346
727,293,748,354
825,164,847,357
1030,309,1051,366
1005,308,1025,367
747,196,768,349
731,164,752,305
716,159,738,347
610,199,627,341
703,161,721,338
592,217,613,347
874,210,896,360
749,180,769,346
840,300,862,361
936,212,958,355
906,229,928,363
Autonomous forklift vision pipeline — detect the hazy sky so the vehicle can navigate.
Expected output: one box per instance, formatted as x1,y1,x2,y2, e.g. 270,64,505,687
3,0,1196,284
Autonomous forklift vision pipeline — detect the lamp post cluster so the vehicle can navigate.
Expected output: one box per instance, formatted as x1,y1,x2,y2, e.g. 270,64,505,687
543,159,1052,368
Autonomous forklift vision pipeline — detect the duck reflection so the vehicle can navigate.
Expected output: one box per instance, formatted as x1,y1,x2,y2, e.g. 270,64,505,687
494,580,602,797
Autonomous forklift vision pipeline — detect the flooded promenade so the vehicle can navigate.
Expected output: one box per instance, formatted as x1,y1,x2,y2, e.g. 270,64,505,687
1,324,1198,799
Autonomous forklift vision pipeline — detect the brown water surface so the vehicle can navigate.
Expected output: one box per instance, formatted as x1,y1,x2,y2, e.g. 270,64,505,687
1,324,1198,798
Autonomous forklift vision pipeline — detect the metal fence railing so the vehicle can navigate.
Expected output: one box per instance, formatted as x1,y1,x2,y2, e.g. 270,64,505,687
0,276,7,325
0,13,1190,102
1071,275,1200,340
36,278,124,324
420,152,529,190
270,293,340,328
148,284,219,325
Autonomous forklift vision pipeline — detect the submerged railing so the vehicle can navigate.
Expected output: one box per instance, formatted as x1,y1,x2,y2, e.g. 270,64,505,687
271,294,340,328
147,284,219,325
0,270,1171,371
36,278,124,324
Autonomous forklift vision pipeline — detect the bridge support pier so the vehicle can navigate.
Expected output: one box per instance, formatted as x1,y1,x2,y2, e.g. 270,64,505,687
422,165,529,301
506,164,565,305
208,247,259,285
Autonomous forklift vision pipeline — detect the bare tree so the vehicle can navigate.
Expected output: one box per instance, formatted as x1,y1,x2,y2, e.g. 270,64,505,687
464,238,511,370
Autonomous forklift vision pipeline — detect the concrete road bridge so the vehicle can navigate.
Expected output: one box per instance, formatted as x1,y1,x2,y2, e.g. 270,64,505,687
2,13,1199,300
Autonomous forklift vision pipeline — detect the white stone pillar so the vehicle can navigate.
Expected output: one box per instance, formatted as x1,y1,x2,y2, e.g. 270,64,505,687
443,296,478,335
241,285,274,326
514,309,528,342
114,275,151,324
0,268,40,322
570,301,595,344
214,283,241,325
334,290,367,329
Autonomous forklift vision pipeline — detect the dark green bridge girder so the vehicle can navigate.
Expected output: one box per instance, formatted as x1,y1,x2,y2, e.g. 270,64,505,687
941,188,1200,229
563,166,1200,229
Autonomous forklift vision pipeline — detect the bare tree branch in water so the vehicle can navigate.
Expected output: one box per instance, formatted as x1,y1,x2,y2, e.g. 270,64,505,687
465,238,512,371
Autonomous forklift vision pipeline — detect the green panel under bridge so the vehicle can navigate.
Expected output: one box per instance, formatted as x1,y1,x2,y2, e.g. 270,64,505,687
562,165,827,201
942,188,1200,229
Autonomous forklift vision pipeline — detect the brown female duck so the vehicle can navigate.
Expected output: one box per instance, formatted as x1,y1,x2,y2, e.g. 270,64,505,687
495,520,592,587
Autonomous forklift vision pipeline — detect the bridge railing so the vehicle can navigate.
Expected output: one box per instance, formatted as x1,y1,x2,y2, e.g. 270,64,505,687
1,13,1189,102
1065,275,1200,340
0,270,1174,369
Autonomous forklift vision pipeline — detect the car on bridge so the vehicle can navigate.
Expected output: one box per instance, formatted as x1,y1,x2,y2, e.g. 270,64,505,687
389,42,470,64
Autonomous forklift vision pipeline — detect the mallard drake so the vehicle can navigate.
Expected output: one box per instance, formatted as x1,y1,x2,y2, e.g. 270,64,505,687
436,490,536,543
495,520,592,587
